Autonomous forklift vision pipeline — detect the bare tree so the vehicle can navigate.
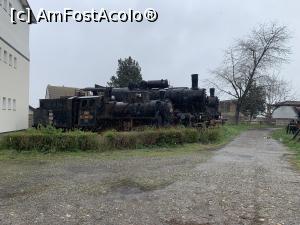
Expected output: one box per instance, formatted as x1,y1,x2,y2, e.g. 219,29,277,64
263,73,294,120
210,23,291,124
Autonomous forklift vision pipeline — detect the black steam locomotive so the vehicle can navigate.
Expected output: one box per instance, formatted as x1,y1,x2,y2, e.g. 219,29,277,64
109,74,221,126
34,74,222,131
34,89,173,131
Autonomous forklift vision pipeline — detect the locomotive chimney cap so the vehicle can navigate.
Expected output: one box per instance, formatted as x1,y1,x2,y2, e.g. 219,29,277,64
191,74,199,90
210,88,215,97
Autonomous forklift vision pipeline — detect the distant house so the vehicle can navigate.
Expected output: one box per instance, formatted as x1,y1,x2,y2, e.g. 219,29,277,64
45,85,80,99
219,99,248,122
272,101,300,126
219,100,239,122
219,100,238,122
219,100,237,115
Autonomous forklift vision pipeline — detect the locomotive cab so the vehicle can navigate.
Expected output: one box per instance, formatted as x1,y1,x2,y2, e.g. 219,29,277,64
77,96,100,129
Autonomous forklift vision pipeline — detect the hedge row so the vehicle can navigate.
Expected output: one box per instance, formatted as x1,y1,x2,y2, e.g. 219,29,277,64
102,128,200,149
1,126,221,152
2,132,99,152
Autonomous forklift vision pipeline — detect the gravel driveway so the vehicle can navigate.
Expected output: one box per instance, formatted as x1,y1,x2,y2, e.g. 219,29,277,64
0,129,299,225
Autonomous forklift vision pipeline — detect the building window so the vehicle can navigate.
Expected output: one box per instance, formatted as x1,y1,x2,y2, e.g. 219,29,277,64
13,99,16,111
9,53,12,66
14,57,17,69
3,50,7,63
2,97,6,110
8,98,11,110
3,0,7,11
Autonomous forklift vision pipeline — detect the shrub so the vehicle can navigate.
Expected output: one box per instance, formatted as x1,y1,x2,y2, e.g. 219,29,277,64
1,126,224,152
2,129,99,152
101,127,200,150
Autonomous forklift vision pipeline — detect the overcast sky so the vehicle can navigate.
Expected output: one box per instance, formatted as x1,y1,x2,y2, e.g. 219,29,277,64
28,0,300,106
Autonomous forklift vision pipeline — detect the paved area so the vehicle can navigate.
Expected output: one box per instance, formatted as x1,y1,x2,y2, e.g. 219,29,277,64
0,129,299,225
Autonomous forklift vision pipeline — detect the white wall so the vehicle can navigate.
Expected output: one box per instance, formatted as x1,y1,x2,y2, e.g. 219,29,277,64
0,0,30,58
272,106,298,120
0,0,30,133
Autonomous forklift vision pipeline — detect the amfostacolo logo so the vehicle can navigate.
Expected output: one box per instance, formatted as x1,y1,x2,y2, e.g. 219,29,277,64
11,8,158,24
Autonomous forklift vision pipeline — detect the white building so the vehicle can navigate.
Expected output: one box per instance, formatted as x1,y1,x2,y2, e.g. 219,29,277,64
0,0,35,133
272,101,300,126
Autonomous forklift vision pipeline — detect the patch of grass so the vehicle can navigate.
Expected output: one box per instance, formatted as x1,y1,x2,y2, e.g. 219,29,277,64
0,143,212,161
210,123,250,144
272,128,300,168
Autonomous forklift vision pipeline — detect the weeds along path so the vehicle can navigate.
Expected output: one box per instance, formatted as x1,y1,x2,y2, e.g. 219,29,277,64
0,129,299,225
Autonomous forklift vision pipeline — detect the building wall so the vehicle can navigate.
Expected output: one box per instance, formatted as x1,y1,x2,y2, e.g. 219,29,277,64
0,0,30,58
219,101,237,115
219,100,241,123
275,119,292,126
0,0,30,133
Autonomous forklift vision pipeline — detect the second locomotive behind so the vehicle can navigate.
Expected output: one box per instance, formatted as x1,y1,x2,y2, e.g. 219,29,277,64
109,74,221,127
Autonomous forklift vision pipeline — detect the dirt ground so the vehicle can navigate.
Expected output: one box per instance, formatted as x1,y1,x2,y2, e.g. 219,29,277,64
0,129,299,225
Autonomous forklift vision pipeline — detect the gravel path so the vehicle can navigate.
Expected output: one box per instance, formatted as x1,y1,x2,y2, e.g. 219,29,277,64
0,129,299,225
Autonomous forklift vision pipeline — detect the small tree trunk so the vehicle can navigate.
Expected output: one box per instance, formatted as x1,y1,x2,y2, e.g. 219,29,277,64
235,103,241,125
250,114,253,122
266,105,273,124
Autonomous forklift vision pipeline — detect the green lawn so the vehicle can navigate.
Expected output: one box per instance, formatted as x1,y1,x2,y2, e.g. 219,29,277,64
272,128,300,168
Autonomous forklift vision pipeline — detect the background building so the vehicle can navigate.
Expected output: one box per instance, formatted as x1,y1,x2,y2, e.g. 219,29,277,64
219,100,245,122
0,0,35,133
219,100,237,117
45,85,79,99
272,101,300,126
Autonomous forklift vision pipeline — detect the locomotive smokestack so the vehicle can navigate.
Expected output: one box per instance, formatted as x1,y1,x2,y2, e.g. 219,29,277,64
210,88,215,97
191,74,199,90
